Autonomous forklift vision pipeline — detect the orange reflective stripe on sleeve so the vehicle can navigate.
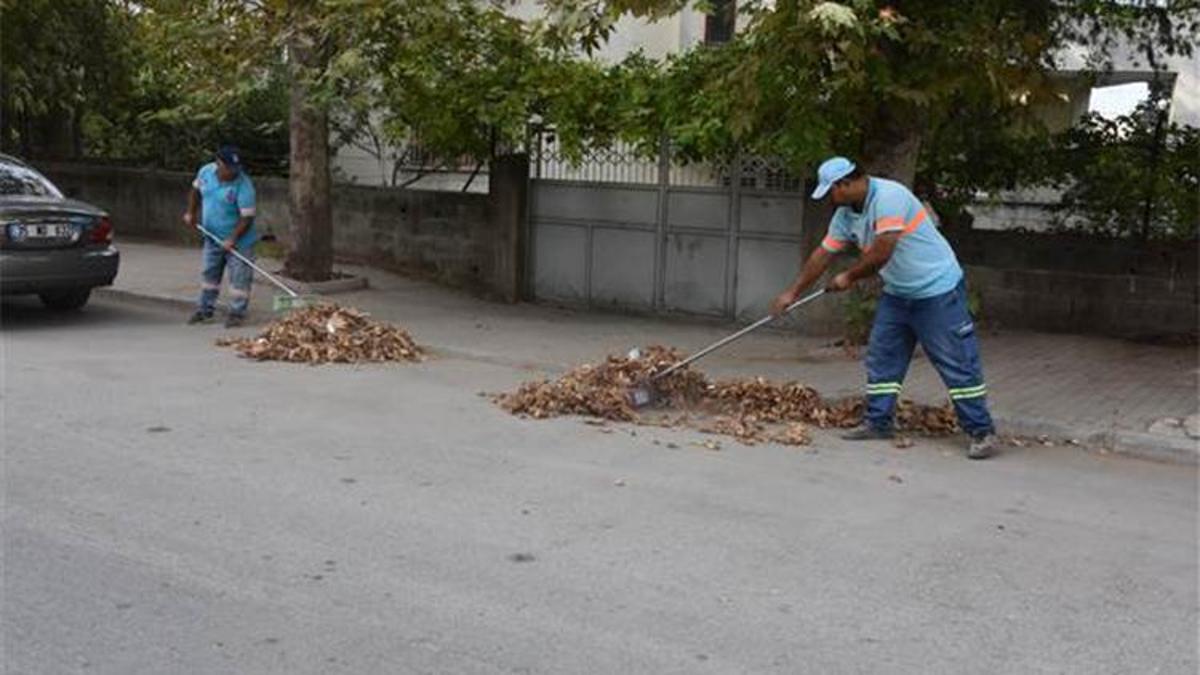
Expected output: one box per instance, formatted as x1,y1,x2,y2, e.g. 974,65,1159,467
874,216,904,233
822,236,848,252
901,209,927,235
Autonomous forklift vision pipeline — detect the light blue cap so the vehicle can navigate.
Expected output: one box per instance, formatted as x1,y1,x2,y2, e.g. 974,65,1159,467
811,156,856,199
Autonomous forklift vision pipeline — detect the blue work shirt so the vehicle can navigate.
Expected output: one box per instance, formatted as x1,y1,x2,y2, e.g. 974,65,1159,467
193,162,257,249
821,177,962,298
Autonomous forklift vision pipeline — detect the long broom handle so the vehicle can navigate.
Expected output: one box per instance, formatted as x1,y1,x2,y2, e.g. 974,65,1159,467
197,225,300,298
650,288,827,383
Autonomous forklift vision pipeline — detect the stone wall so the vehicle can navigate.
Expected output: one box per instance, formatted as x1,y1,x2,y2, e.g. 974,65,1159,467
37,161,1197,337
41,161,525,301
947,228,1198,338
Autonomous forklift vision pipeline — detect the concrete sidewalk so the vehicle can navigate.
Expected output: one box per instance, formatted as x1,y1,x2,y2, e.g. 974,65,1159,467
96,240,1199,464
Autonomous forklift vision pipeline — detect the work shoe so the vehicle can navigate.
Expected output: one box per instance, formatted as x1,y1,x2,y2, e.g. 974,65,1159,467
224,313,246,329
187,310,213,325
841,424,894,441
968,433,999,460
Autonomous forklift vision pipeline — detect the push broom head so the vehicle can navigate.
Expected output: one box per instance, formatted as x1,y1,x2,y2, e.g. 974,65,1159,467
272,293,319,312
626,379,659,409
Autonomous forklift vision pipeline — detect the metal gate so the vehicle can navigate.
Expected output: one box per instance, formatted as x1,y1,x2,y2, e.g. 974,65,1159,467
526,135,812,320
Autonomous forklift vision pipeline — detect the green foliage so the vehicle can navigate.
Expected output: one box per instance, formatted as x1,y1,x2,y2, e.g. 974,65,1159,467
920,86,1200,241
0,0,139,155
558,1,1076,171
0,0,289,170
90,65,290,174
967,286,983,321
1039,99,1199,240
915,101,1053,223
130,0,653,170
8,0,1199,214
841,284,878,347
336,2,679,167
350,1,591,163
546,0,1199,190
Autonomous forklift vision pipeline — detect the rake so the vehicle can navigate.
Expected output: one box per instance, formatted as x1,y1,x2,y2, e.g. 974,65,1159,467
197,225,317,312
627,288,828,409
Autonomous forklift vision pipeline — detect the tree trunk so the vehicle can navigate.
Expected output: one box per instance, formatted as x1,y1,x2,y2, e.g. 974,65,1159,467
860,106,923,188
34,106,75,160
283,37,334,282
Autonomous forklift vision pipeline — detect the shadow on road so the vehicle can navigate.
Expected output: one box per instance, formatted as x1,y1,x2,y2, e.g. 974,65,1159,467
0,295,177,332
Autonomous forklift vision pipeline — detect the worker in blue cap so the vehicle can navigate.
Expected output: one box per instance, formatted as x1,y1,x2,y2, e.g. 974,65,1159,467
182,144,258,328
771,157,998,459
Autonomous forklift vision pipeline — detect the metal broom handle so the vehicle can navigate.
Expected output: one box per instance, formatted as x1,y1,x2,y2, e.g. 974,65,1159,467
197,225,300,299
650,288,827,382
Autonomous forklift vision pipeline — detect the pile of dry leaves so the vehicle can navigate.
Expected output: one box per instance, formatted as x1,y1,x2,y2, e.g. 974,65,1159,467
496,346,707,422
216,304,423,364
496,345,959,446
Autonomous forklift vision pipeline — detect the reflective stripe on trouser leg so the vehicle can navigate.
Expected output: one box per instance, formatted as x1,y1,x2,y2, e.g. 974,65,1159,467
867,381,903,396
911,281,995,436
948,384,987,400
864,294,917,432
227,287,250,316
197,239,226,313
866,382,902,433
947,387,991,437
226,247,255,316
947,384,990,436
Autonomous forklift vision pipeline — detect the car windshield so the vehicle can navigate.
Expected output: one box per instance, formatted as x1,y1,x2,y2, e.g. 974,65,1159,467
0,162,63,198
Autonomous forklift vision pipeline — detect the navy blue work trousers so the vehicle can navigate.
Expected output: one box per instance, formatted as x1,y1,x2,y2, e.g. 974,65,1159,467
864,281,994,437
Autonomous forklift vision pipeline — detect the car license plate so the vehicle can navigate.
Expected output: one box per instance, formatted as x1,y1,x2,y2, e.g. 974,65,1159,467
8,222,74,241
27,223,70,238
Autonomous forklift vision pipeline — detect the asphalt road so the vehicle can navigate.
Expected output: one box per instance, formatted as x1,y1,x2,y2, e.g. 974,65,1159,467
2,297,1196,674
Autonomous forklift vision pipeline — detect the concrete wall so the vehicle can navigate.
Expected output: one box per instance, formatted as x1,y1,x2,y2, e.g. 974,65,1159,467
964,265,1197,337
776,209,1198,340
36,161,1197,339
948,228,1198,338
40,161,524,301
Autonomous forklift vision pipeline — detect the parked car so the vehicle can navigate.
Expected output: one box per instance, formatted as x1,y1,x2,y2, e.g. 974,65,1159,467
0,154,119,309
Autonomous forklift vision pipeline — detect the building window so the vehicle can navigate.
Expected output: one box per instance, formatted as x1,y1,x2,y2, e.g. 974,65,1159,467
704,0,736,44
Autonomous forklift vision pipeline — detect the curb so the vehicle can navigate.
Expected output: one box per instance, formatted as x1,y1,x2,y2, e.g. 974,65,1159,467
1105,430,1199,466
96,287,193,313
993,413,1198,466
97,286,1199,467
96,287,249,319
290,275,369,295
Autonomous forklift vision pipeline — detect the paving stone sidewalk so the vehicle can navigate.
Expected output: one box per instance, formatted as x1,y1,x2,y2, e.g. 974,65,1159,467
92,240,1200,464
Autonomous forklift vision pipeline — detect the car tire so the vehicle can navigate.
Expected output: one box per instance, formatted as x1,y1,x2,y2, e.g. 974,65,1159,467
39,288,91,310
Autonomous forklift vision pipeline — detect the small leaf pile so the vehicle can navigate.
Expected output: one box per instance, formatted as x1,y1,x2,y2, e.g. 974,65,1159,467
216,304,423,364
496,346,707,422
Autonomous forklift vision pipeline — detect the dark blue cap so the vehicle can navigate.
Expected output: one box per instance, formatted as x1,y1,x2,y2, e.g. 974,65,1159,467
215,144,242,170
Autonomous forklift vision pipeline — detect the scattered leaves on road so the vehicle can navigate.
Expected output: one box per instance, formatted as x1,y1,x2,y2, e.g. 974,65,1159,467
496,345,959,447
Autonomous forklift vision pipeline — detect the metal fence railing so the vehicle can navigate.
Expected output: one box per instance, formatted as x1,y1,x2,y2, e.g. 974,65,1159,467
532,129,807,193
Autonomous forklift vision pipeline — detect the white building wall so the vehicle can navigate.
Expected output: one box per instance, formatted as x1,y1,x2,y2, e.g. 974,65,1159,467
507,1,708,62
1058,41,1200,127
